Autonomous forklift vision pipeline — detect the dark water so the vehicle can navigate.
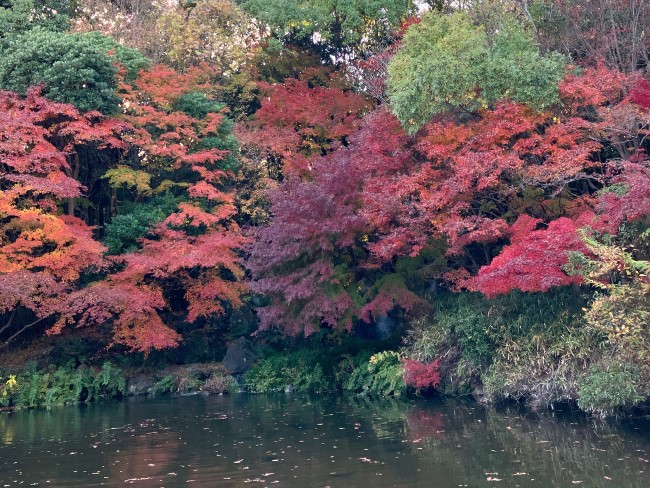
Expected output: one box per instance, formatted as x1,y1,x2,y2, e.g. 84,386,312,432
1,394,650,487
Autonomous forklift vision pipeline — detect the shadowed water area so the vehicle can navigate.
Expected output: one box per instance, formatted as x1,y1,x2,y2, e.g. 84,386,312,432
1,394,650,487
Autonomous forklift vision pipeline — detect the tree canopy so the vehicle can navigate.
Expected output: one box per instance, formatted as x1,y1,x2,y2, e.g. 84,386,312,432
0,0,649,415
242,0,413,57
0,29,120,113
387,11,565,132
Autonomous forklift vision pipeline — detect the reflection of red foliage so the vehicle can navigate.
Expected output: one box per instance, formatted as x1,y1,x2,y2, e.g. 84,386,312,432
406,408,446,442
402,359,441,390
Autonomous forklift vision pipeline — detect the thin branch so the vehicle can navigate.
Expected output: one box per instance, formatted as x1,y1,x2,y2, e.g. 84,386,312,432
0,316,48,350
0,310,16,336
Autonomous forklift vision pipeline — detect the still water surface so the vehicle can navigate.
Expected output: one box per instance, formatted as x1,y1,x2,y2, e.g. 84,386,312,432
1,394,650,487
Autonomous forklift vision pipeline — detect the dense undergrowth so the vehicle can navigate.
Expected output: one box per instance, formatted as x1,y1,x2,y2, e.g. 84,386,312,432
243,285,650,417
407,286,648,417
243,344,410,397
0,362,126,410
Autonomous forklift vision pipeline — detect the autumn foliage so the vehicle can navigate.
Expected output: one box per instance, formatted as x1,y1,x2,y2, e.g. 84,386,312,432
249,59,650,334
0,65,248,352
237,78,370,177
402,358,441,390
1,1,649,371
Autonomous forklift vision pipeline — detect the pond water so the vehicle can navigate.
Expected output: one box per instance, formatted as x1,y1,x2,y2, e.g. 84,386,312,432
1,394,650,487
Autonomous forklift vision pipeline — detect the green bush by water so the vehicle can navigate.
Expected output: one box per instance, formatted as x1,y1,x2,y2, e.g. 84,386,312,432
244,349,332,393
244,345,407,397
578,365,646,416
0,362,126,410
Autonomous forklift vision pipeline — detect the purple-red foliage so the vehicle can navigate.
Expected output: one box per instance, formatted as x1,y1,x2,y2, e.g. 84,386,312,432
236,78,370,177
629,79,650,110
596,161,650,232
249,109,421,336
249,61,648,333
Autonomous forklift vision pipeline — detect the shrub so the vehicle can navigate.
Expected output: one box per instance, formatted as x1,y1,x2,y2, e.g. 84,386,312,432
90,362,127,401
244,350,331,393
578,365,645,416
402,359,441,390
387,12,565,132
202,373,233,394
151,375,177,396
364,351,407,397
404,289,594,407
177,374,202,394
2,362,125,410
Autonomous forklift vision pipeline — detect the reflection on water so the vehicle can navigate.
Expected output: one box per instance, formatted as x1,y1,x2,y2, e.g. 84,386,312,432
1,394,649,487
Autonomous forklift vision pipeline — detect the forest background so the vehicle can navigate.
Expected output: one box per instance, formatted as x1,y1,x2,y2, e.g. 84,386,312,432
0,0,648,417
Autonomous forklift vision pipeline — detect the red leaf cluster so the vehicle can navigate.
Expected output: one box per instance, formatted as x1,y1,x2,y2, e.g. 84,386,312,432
236,78,370,176
251,64,648,330
402,358,442,390
466,216,587,297
596,162,650,232
629,79,650,110
0,68,248,352
0,89,121,282
108,66,249,340
249,109,423,336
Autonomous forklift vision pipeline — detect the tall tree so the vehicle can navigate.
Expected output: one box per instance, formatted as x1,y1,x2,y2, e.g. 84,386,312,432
387,11,565,133
242,0,413,59
0,88,127,347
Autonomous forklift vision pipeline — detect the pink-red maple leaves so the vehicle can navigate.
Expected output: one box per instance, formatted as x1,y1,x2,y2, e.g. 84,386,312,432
105,65,249,347
1,70,249,352
236,78,370,177
465,216,587,297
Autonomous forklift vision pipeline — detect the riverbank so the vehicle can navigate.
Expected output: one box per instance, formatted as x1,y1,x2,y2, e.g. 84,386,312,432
2,348,649,419
2,287,650,418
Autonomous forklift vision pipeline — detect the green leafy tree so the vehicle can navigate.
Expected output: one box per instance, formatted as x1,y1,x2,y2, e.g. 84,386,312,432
243,0,413,57
387,12,565,132
103,195,181,255
0,29,120,113
0,0,71,43
81,32,151,81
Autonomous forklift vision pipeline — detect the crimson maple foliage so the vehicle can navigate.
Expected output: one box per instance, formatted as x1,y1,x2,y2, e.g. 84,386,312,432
430,66,648,297
465,216,588,297
0,88,124,280
402,358,441,390
105,65,248,349
0,88,126,346
249,109,421,336
236,78,370,177
0,67,249,352
251,61,649,328
629,79,650,110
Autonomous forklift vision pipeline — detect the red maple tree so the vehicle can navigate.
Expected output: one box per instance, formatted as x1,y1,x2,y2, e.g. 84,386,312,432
0,88,126,347
236,78,370,177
